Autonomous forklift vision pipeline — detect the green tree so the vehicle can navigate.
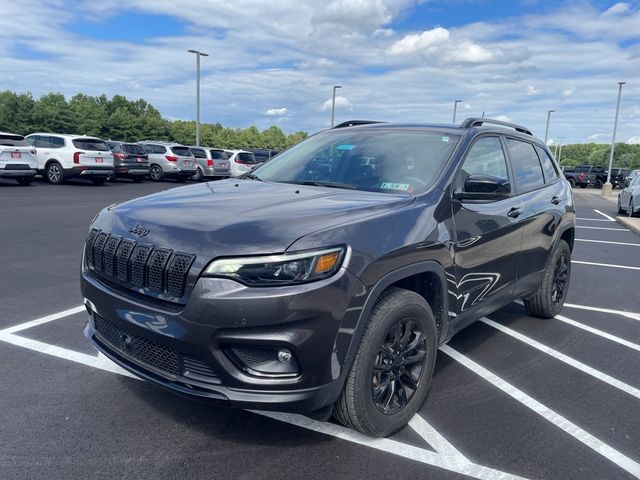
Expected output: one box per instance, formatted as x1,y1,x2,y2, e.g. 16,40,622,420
32,93,74,133
0,91,35,135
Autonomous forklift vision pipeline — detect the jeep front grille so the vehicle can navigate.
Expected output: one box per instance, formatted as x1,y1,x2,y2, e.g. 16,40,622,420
85,228,195,298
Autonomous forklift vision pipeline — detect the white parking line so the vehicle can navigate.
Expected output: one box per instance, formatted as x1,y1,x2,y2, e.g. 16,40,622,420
563,303,640,322
572,260,640,271
441,345,640,479
593,209,616,222
575,226,630,231
481,319,640,400
0,305,86,335
576,239,640,247
576,218,614,222
554,315,640,353
408,413,469,464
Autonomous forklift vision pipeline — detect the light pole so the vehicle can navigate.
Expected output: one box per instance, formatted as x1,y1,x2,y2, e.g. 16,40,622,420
452,100,462,124
187,49,209,146
331,85,342,127
603,81,626,196
557,137,566,163
544,110,555,144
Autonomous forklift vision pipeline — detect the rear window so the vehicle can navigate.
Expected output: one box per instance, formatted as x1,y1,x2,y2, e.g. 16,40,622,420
190,148,206,158
237,152,257,164
171,146,193,157
122,144,147,155
72,138,109,151
210,150,228,160
0,134,27,146
575,166,591,173
141,144,166,154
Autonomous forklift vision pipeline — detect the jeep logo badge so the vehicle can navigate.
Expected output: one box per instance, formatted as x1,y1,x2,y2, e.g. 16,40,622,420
129,224,150,237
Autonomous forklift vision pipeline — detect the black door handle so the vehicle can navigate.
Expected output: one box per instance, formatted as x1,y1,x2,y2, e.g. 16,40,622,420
551,196,561,205
507,206,523,218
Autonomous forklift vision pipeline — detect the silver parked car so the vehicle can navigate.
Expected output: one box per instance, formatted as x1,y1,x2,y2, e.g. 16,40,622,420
618,173,640,217
138,141,197,182
188,147,231,181
0,131,38,185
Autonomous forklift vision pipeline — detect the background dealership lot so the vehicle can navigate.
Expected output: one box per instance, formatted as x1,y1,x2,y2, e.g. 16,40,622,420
1,179,638,479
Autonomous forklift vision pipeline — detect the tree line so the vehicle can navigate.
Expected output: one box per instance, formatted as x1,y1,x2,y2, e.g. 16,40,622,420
554,142,640,170
0,91,308,150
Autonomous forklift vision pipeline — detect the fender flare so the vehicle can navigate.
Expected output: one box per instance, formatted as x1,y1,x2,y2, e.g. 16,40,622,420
338,260,449,385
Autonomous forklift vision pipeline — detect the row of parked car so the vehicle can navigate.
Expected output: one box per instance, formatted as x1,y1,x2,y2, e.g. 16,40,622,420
561,164,639,189
0,131,278,186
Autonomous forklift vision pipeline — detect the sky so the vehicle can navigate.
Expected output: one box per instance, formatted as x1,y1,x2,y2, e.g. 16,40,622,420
1,0,639,144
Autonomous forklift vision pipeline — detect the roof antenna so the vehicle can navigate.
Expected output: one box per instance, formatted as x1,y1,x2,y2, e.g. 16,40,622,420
481,111,485,118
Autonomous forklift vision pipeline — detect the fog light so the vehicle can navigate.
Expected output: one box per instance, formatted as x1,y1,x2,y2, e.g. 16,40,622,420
277,349,292,363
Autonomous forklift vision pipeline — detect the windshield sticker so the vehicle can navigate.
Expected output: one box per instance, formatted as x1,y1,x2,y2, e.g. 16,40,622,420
336,144,356,150
381,182,411,191
442,136,450,143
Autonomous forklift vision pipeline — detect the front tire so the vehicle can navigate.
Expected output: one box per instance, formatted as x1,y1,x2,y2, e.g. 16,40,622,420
524,239,571,318
333,288,438,437
618,196,625,214
568,178,576,188
629,199,636,218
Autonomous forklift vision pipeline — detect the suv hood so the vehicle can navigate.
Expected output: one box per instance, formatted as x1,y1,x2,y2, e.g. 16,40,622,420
94,179,414,259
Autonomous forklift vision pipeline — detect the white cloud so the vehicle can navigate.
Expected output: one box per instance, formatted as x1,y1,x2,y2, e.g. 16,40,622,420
562,88,575,97
449,41,497,63
388,27,450,55
312,0,393,31
587,133,608,140
373,28,394,38
526,85,539,96
602,2,631,16
321,96,353,111
627,136,640,145
494,115,511,122
265,107,289,116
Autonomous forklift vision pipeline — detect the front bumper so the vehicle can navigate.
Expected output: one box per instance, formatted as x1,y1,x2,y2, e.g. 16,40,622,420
81,266,365,412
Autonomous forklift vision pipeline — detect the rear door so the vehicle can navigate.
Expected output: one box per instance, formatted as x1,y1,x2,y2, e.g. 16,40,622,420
210,149,230,173
450,135,524,328
0,134,37,168
72,138,113,167
170,146,196,171
505,138,565,296
121,143,149,166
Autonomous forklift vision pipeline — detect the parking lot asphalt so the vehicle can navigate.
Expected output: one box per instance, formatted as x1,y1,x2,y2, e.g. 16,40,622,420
1,179,639,480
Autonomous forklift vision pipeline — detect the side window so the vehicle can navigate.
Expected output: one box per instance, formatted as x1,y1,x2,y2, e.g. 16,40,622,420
535,146,559,183
506,139,545,192
50,136,65,148
456,137,510,193
25,136,36,146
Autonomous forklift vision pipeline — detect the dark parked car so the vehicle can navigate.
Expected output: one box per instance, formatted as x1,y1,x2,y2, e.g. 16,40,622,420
562,166,596,188
610,168,631,189
106,141,150,182
82,118,575,437
575,165,608,188
244,148,279,164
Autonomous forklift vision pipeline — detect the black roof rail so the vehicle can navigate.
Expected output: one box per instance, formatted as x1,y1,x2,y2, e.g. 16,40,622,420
460,117,533,136
332,120,385,129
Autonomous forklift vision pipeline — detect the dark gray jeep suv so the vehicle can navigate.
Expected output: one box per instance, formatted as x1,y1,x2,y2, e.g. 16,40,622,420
81,118,575,437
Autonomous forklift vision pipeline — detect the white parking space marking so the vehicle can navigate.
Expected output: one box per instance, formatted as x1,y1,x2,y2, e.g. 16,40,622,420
0,305,86,335
576,218,613,222
572,260,640,271
481,318,640,399
576,226,630,231
441,345,640,479
563,303,640,322
554,315,640,353
576,239,640,247
593,209,616,222
409,413,470,465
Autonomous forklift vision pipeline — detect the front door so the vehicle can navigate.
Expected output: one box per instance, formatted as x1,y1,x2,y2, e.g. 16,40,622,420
450,136,524,330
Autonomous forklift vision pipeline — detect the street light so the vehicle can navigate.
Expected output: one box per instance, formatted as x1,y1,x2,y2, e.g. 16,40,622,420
544,110,555,144
452,100,462,124
603,81,626,196
557,137,566,163
187,49,209,146
331,85,342,127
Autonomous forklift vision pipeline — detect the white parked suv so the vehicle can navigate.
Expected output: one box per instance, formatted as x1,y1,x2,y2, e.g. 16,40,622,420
25,133,114,185
225,149,259,177
0,132,38,185
188,146,231,181
138,141,197,182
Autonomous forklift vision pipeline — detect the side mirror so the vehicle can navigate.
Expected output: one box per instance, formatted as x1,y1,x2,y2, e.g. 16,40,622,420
454,174,510,200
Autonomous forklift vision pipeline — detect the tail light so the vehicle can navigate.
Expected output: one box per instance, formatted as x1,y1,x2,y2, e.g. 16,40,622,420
235,157,247,164
578,173,584,180
73,151,85,164
114,152,126,160
207,159,213,167
165,155,179,162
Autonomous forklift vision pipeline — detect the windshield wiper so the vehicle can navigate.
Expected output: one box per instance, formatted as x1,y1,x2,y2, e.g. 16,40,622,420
283,180,358,190
243,173,263,181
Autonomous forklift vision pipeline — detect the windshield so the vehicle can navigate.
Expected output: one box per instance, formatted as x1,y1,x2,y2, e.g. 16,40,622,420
254,129,460,194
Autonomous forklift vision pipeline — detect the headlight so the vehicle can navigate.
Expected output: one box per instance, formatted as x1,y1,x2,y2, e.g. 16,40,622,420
203,247,346,286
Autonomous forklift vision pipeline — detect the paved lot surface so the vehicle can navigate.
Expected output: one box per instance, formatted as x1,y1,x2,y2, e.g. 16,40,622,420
1,178,639,479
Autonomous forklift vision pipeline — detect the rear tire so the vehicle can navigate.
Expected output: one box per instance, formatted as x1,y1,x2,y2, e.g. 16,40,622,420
91,177,107,185
618,196,625,214
192,166,204,182
149,165,163,182
568,178,575,188
333,288,438,437
524,239,571,318
16,177,34,186
629,199,636,218
45,161,65,184
595,179,603,189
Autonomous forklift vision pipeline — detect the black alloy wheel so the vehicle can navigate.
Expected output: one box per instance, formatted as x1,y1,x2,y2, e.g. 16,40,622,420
371,318,426,415
551,251,569,305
